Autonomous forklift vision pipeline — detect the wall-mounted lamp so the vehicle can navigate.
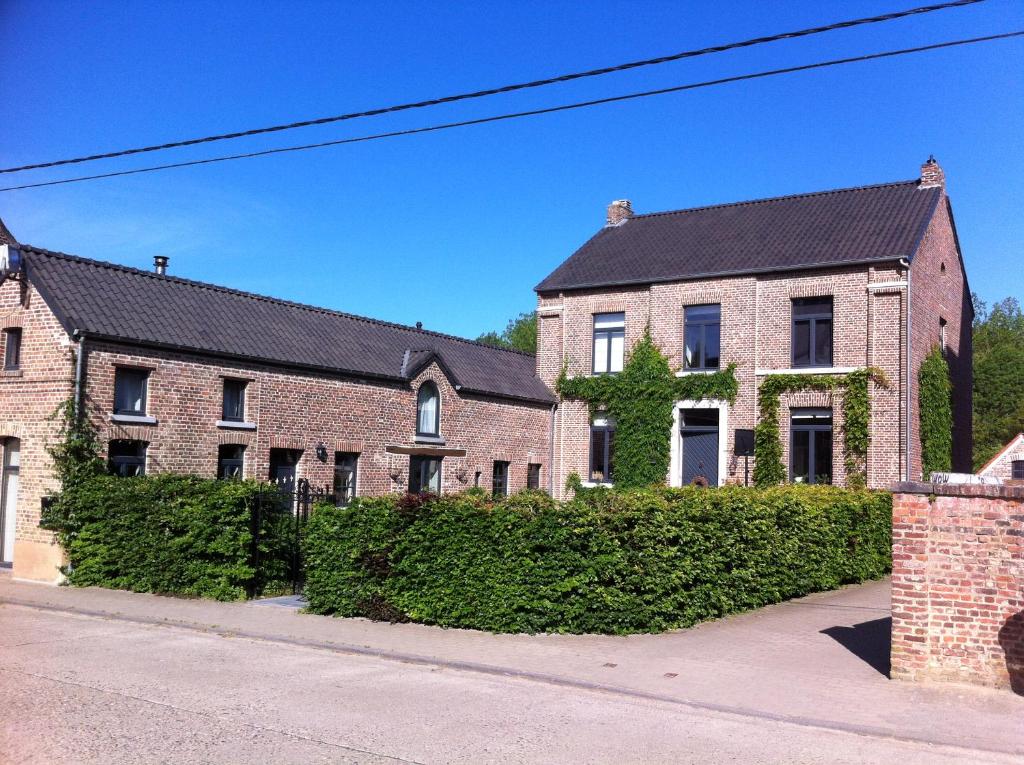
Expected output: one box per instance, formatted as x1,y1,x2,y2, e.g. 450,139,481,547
315,443,328,462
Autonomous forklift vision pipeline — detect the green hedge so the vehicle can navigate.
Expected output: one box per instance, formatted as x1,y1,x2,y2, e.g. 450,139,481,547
304,486,891,634
46,474,293,601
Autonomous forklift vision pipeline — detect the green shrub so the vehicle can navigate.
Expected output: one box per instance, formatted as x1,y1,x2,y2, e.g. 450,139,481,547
51,474,292,601
304,486,891,634
919,345,953,478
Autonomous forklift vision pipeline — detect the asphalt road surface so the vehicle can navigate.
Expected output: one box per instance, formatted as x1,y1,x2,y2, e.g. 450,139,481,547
1,605,1017,764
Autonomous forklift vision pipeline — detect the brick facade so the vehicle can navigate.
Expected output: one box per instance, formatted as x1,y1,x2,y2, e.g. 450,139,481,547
891,482,1023,693
977,434,1024,483
537,164,971,498
0,276,551,583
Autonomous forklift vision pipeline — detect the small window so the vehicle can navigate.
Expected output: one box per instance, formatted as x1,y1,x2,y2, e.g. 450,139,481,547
1012,460,1024,481
222,379,246,422
790,409,833,485
939,318,947,355
218,445,245,479
409,455,441,493
416,382,440,437
592,313,625,374
792,297,833,367
526,463,542,491
589,422,615,483
492,461,509,497
114,368,148,415
334,452,358,505
108,440,147,477
3,328,22,371
684,305,721,370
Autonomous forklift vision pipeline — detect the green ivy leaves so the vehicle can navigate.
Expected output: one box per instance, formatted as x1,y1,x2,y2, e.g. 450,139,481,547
557,329,738,489
753,368,889,488
919,346,953,478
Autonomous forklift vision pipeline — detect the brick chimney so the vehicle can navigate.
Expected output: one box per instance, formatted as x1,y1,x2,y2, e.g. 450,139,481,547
919,155,945,190
606,199,633,226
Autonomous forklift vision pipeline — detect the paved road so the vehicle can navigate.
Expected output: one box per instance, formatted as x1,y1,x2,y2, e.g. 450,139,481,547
1,605,1018,764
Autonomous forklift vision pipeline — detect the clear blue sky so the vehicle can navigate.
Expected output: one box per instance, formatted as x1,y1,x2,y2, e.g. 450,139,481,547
1,1,1021,337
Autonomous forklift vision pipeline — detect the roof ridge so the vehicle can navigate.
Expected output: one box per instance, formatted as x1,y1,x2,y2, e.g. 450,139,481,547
632,179,922,220
21,244,537,359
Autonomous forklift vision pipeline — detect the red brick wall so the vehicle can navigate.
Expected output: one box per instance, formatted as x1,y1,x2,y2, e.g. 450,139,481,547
908,195,973,477
81,341,551,497
0,277,75,578
891,483,1023,692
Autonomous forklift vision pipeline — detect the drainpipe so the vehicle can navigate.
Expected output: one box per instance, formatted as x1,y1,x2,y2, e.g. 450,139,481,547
900,258,912,481
548,402,557,495
72,330,87,419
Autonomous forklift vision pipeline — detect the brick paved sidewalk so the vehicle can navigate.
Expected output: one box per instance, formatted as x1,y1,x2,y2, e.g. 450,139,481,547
2,573,1022,757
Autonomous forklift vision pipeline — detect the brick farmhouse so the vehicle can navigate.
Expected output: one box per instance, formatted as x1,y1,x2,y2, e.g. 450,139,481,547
535,158,971,497
0,225,554,581
0,158,972,581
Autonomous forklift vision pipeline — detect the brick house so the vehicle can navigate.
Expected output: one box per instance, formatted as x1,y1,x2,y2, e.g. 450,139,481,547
977,434,1024,483
0,234,554,582
535,159,972,497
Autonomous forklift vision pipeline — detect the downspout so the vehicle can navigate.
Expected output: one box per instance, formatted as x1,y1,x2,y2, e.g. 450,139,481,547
72,330,87,419
900,258,912,481
548,402,557,495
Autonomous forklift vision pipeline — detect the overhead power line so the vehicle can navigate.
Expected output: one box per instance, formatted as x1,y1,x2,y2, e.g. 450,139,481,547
3,30,1019,194
0,0,988,175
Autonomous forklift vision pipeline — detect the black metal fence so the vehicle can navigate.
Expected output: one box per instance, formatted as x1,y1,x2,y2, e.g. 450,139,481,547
249,478,334,597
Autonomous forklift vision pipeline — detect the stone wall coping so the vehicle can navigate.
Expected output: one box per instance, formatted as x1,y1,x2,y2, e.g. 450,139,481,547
891,481,1024,500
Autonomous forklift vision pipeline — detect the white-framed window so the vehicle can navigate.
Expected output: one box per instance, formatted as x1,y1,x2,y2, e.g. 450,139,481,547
114,368,149,415
416,382,440,437
592,313,625,374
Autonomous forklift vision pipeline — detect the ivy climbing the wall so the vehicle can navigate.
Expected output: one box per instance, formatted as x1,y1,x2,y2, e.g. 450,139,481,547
557,329,738,490
753,368,888,489
918,345,953,478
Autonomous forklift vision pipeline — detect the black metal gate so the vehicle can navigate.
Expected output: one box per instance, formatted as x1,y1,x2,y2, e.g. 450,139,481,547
250,478,332,597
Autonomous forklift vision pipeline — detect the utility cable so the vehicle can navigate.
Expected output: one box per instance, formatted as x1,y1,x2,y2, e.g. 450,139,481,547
2,30,1019,193
0,0,988,175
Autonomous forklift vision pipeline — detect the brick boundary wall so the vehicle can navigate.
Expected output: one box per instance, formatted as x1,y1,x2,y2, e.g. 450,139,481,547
891,482,1023,693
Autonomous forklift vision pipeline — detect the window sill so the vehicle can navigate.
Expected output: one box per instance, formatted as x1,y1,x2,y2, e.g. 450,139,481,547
414,435,446,445
109,413,157,425
0,369,23,378
216,420,257,430
675,369,720,377
580,480,614,488
755,366,860,376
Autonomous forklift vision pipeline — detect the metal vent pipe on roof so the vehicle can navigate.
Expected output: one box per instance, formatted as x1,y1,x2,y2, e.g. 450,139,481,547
153,255,169,275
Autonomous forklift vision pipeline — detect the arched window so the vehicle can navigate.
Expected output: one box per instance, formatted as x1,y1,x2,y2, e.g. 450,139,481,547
416,382,440,437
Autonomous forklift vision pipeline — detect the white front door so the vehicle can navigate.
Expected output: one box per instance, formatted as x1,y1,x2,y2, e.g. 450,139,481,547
1,439,20,563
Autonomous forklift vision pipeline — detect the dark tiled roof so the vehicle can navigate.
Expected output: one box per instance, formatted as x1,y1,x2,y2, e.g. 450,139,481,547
535,180,942,292
24,246,554,404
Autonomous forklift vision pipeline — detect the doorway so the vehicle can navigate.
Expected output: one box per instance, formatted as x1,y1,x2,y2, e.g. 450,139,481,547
680,409,719,486
1,438,20,565
268,448,301,493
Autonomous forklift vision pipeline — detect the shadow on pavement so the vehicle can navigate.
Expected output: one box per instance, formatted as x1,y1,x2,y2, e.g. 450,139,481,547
820,617,892,677
998,611,1023,696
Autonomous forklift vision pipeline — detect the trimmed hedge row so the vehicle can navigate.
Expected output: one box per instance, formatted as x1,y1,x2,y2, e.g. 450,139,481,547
44,474,293,601
304,486,892,634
